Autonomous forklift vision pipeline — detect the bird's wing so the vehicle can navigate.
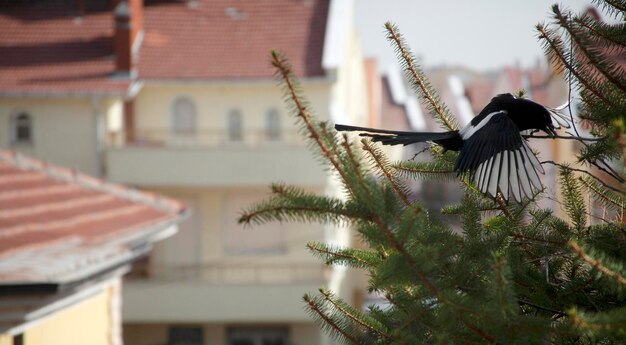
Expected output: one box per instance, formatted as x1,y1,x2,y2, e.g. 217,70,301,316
455,112,544,202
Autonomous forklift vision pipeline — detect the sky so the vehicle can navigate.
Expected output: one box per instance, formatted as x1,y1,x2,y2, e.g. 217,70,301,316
354,0,594,72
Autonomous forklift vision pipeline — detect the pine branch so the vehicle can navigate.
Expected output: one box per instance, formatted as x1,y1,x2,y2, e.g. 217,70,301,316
553,5,626,94
518,299,566,317
239,184,359,226
569,241,626,286
361,139,411,206
568,306,626,337
594,0,626,19
559,166,588,231
536,24,615,106
394,160,455,181
339,133,367,186
574,15,626,47
579,176,626,212
318,289,402,345
510,232,567,247
303,294,361,345
541,160,625,194
270,51,356,197
306,242,381,269
459,316,500,345
495,193,513,219
384,22,458,131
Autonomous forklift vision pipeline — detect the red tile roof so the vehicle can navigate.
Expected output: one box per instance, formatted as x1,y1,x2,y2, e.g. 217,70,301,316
0,0,329,95
465,82,494,114
140,0,329,79
0,150,185,284
379,76,410,130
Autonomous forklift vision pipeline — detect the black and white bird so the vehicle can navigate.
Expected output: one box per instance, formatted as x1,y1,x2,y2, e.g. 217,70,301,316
335,93,570,203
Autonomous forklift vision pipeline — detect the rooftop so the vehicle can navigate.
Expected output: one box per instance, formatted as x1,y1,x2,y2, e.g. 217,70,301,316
0,0,330,95
140,0,329,80
0,150,186,286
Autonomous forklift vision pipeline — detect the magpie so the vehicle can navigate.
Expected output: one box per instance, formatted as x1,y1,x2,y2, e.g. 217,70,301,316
335,93,570,203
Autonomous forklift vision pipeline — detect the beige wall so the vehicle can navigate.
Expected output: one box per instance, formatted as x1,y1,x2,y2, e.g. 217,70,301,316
0,335,12,345
133,81,332,142
331,29,368,127
150,187,324,269
0,97,122,176
21,287,113,345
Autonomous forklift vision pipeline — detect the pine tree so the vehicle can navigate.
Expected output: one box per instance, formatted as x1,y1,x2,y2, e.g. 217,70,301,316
240,2,626,344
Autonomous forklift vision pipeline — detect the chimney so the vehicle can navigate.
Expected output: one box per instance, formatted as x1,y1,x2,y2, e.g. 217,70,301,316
75,0,85,16
113,0,143,76
113,0,143,144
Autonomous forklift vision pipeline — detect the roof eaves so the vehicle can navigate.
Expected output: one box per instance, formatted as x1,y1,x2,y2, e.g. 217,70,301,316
0,218,184,292
0,266,127,336
0,250,137,295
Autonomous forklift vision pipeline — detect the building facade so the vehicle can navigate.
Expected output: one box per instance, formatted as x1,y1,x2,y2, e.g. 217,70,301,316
0,1,369,344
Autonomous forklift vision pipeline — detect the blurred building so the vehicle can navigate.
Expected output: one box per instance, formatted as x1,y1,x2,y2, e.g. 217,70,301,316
0,0,368,344
0,151,185,345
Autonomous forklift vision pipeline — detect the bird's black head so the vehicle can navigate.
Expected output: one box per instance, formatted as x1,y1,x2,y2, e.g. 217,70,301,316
491,93,556,136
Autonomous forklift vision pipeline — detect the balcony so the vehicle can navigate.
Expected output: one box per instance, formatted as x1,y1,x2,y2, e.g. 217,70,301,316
106,128,329,187
122,263,329,322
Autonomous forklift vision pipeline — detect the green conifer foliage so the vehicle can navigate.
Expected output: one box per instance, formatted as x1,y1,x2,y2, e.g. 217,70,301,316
240,3,625,343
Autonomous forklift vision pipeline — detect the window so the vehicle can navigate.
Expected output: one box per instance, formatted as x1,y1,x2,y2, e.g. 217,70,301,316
11,112,32,145
168,326,203,345
265,109,281,141
228,110,243,141
228,327,288,345
171,97,197,135
228,109,243,141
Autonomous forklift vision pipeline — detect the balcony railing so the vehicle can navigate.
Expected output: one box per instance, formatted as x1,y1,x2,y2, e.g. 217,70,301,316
113,128,305,148
127,262,329,285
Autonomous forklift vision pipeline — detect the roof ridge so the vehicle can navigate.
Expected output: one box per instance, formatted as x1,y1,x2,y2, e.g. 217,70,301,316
0,203,152,237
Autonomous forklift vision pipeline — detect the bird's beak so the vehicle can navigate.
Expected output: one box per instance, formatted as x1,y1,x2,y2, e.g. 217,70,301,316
544,124,557,137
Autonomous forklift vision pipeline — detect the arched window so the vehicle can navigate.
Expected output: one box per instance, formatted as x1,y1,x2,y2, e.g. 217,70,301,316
171,97,197,135
265,108,281,141
11,112,33,145
228,109,243,142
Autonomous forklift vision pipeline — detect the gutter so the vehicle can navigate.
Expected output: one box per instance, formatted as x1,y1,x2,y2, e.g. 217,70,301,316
0,80,142,100
140,75,335,86
0,90,128,99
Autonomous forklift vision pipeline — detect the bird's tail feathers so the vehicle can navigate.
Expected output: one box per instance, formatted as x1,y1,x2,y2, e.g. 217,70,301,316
335,124,460,148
